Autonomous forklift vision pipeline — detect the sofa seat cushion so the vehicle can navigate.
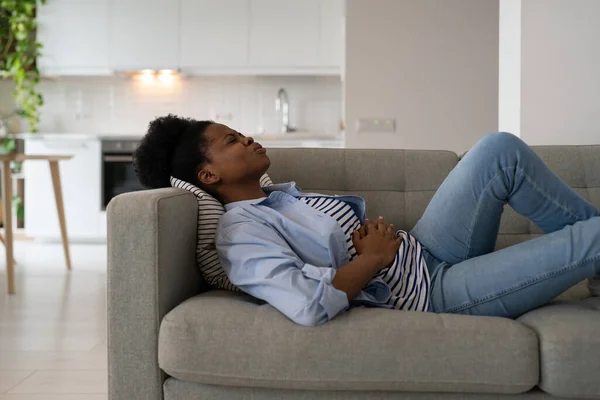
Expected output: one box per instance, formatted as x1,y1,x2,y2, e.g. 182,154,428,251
159,290,539,394
518,297,600,399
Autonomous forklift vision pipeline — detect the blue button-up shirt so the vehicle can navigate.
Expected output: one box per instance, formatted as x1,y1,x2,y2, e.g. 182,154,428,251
216,181,393,327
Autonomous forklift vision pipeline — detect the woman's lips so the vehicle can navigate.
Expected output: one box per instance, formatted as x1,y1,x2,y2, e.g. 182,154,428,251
252,142,267,154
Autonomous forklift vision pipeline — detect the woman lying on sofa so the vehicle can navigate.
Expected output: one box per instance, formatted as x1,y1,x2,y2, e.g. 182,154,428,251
133,114,600,327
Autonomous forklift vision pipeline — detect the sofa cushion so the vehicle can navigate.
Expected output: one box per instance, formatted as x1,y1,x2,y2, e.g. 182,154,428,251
163,379,574,400
159,290,539,394
264,148,459,233
518,297,600,399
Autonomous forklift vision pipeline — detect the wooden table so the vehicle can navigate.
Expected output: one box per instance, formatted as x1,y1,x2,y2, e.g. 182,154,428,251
0,154,73,294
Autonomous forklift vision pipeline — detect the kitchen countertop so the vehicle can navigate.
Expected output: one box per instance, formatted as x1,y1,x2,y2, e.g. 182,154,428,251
15,131,345,147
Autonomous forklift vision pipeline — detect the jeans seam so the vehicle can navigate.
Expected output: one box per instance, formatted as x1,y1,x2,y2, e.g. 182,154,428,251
515,166,586,223
443,253,600,313
463,169,507,260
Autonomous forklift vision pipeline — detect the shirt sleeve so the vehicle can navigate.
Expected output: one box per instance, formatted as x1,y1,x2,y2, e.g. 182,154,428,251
216,222,350,327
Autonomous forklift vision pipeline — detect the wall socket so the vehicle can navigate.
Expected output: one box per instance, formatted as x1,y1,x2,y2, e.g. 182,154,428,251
356,118,396,133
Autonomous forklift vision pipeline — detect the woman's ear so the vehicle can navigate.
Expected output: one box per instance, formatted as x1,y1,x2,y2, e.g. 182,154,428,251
197,168,221,186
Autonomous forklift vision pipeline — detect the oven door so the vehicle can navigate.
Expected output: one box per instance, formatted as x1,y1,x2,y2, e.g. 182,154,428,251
101,153,145,210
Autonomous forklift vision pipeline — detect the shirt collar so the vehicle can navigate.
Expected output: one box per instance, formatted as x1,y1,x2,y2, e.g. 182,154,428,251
224,181,301,211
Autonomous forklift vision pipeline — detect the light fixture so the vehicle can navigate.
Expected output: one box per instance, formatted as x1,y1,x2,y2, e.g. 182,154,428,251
139,69,155,82
115,69,182,80
157,69,175,84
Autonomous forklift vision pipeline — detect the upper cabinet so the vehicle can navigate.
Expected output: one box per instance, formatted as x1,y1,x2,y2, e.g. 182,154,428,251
37,0,110,75
248,0,320,68
319,0,345,68
36,0,343,75
180,0,250,70
108,0,180,70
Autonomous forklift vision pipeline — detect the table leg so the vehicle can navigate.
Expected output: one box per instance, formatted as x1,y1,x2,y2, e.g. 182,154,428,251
0,233,17,265
49,161,72,270
1,160,15,294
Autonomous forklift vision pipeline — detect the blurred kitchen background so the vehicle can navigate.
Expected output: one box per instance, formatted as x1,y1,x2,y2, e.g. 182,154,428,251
0,0,345,243
1,0,599,244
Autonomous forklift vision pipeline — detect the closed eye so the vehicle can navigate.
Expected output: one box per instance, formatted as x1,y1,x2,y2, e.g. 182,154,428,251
226,132,245,144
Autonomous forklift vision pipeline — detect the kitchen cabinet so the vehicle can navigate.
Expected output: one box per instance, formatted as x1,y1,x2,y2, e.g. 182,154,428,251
248,0,320,68
180,0,342,74
37,0,110,75
319,0,344,68
180,0,250,69
37,0,343,75
108,0,180,70
24,139,103,240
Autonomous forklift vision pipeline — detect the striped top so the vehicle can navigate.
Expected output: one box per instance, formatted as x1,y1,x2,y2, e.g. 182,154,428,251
170,174,274,293
298,196,431,312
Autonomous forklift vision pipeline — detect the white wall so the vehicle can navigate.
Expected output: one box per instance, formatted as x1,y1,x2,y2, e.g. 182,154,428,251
1,76,341,136
345,0,499,153
498,0,521,137
520,0,600,145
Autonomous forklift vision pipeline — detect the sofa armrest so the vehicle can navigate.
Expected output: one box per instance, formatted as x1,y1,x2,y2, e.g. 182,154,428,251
107,188,207,400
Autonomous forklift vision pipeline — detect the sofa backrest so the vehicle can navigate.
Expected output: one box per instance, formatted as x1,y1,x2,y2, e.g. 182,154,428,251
265,145,600,251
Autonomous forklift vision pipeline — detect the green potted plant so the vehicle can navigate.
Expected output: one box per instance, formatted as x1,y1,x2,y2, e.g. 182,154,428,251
1,0,45,227
0,0,45,154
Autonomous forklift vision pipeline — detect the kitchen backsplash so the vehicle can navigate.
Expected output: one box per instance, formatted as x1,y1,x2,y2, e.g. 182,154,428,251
0,75,342,135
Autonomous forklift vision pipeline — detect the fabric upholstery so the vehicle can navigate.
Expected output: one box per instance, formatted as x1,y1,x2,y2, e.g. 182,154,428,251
164,379,572,400
265,146,600,251
518,297,600,399
107,188,209,400
108,144,600,400
265,148,459,234
159,290,539,394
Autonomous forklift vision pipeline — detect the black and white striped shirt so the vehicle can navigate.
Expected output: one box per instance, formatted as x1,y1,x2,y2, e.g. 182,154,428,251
298,196,431,312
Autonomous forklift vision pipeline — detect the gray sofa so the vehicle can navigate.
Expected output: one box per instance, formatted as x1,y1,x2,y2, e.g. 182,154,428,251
107,145,600,400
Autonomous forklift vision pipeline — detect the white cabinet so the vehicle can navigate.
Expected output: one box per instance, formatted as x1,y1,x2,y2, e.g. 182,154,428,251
24,139,103,240
180,0,250,69
37,0,343,75
108,0,180,70
248,0,320,68
319,0,344,68
37,0,110,75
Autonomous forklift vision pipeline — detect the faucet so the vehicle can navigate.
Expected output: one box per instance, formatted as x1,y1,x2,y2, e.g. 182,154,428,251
275,88,295,133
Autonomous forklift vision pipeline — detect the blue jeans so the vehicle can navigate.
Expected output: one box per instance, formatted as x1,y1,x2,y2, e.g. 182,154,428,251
409,132,600,318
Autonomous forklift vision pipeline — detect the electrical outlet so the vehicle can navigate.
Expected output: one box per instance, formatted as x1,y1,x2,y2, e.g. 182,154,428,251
214,113,233,122
356,118,396,133
210,109,234,122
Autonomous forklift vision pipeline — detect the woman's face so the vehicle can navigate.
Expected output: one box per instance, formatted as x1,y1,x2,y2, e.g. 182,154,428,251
198,123,270,186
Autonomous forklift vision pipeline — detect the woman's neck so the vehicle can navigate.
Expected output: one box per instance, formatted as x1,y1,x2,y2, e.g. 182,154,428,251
219,181,267,205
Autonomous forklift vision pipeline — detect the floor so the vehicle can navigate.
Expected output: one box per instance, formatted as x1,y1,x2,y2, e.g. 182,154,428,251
0,241,108,400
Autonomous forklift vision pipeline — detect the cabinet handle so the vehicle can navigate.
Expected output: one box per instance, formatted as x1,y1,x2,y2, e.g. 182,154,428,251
103,155,133,162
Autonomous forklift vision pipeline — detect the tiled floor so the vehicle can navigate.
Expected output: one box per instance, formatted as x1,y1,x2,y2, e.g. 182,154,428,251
0,241,108,400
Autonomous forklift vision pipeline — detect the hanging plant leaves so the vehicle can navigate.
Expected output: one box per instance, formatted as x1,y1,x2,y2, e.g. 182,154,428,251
0,0,46,133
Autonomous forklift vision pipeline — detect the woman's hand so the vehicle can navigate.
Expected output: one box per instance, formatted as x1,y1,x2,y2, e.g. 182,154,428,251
352,216,402,271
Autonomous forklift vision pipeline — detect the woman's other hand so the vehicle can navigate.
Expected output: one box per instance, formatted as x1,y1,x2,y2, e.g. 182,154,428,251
352,216,401,270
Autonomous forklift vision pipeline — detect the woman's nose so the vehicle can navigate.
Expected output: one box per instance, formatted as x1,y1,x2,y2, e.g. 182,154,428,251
246,136,254,145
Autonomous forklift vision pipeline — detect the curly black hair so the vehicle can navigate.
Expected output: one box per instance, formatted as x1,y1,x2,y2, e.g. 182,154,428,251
133,114,213,189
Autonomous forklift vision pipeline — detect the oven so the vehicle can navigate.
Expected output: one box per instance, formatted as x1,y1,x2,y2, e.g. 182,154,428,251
101,139,145,210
